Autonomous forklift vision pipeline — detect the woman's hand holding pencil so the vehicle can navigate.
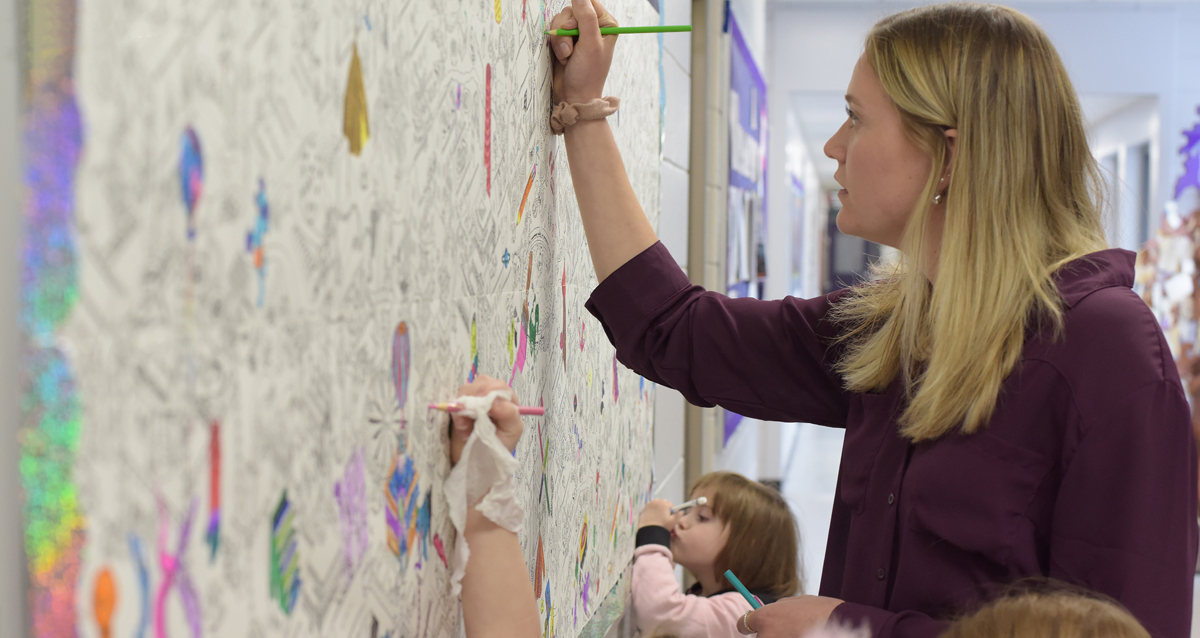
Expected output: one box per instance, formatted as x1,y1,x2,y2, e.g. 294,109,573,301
548,0,618,104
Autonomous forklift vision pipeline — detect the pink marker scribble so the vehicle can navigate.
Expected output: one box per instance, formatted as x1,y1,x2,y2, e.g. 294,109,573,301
433,534,449,568
154,498,201,638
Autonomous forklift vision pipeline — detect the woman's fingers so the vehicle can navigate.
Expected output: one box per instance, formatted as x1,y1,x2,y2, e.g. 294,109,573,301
571,0,601,43
548,10,577,65
591,0,619,33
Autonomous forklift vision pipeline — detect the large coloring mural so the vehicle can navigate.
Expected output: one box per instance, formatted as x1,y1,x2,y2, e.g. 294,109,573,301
19,0,661,636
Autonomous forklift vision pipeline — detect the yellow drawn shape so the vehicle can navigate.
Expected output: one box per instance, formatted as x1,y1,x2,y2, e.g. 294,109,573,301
343,43,370,155
495,0,502,23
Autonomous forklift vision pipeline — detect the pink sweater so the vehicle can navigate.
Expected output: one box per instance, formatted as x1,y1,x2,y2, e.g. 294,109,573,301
631,544,754,637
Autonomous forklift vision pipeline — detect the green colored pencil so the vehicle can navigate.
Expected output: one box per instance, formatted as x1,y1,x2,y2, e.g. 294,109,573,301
544,25,692,36
724,570,763,609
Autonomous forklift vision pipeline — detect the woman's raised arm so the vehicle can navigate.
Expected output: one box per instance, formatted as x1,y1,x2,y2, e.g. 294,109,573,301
549,0,658,282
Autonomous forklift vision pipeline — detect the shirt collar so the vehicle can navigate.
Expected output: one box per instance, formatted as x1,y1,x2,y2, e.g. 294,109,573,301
1054,248,1136,309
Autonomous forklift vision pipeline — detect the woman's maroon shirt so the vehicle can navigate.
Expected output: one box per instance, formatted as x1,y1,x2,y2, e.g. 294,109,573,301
586,242,1197,638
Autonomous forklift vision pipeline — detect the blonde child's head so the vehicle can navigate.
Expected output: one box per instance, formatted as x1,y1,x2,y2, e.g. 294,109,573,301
673,472,801,598
940,580,1149,638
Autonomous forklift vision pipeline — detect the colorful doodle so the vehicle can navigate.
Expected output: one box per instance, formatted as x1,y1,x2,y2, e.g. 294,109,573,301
154,498,202,638
386,448,431,569
129,534,150,638
344,43,370,155
270,492,301,615
93,567,116,638
469,315,480,382
206,421,220,560
1177,107,1200,200
433,533,449,568
518,167,535,224
509,313,528,385
392,322,411,414
180,127,204,240
246,179,270,306
485,63,492,196
534,534,546,598
576,515,588,581
335,447,369,578
561,266,567,369
537,419,552,515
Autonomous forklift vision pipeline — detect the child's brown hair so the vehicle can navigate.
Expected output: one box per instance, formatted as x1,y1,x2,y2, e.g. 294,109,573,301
940,580,1149,638
689,471,801,598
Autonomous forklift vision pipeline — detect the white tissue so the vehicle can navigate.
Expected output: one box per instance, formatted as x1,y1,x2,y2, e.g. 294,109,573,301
443,389,524,596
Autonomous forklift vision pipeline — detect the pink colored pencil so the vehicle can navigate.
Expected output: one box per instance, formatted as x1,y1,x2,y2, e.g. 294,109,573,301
428,402,545,416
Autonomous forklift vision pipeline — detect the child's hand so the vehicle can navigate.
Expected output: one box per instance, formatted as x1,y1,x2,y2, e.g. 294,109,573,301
638,499,681,529
448,376,524,467
548,0,619,104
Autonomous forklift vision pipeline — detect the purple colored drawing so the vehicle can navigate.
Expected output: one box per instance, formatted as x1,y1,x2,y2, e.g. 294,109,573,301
334,447,369,577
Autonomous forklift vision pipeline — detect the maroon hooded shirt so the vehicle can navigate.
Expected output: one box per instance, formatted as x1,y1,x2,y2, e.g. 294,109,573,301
586,242,1197,638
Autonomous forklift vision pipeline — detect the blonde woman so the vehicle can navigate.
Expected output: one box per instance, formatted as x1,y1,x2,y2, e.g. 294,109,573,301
548,1,1197,637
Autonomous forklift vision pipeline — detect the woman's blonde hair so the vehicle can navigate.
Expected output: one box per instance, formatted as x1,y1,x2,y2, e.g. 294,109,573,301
831,3,1109,441
689,472,801,597
940,586,1150,638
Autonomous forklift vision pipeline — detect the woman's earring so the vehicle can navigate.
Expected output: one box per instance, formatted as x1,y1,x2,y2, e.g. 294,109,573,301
933,193,943,205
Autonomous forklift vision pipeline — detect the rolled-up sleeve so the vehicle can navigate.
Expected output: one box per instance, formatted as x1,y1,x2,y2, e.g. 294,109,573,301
585,242,852,427
1046,377,1198,638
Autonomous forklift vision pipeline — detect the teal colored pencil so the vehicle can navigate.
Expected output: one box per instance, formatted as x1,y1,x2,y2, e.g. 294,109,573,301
724,570,763,609
545,25,692,36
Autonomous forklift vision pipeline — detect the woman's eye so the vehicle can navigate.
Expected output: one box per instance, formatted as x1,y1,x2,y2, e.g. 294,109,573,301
845,106,858,125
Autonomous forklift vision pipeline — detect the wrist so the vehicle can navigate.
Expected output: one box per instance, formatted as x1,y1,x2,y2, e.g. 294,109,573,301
464,505,500,535
562,92,603,105
635,525,671,548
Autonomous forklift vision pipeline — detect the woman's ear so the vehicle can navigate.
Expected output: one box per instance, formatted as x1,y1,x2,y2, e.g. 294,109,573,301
942,128,958,180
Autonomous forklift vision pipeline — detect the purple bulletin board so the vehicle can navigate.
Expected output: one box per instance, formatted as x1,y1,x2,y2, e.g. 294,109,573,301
725,9,769,443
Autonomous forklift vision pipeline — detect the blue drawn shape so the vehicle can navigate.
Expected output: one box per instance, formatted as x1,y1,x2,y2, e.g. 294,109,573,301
179,128,204,240
392,322,411,412
128,534,150,638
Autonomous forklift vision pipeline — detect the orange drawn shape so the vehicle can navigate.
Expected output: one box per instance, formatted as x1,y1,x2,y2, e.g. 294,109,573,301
94,567,116,638
517,169,534,225
534,535,545,598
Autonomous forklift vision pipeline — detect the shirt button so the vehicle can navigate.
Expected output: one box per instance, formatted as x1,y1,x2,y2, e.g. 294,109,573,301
877,568,886,580
887,493,895,505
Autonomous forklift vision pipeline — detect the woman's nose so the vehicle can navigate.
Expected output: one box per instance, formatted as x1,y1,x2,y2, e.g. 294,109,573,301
824,120,848,161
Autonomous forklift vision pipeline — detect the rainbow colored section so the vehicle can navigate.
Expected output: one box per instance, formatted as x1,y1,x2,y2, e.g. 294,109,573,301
270,492,301,615
19,0,85,635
